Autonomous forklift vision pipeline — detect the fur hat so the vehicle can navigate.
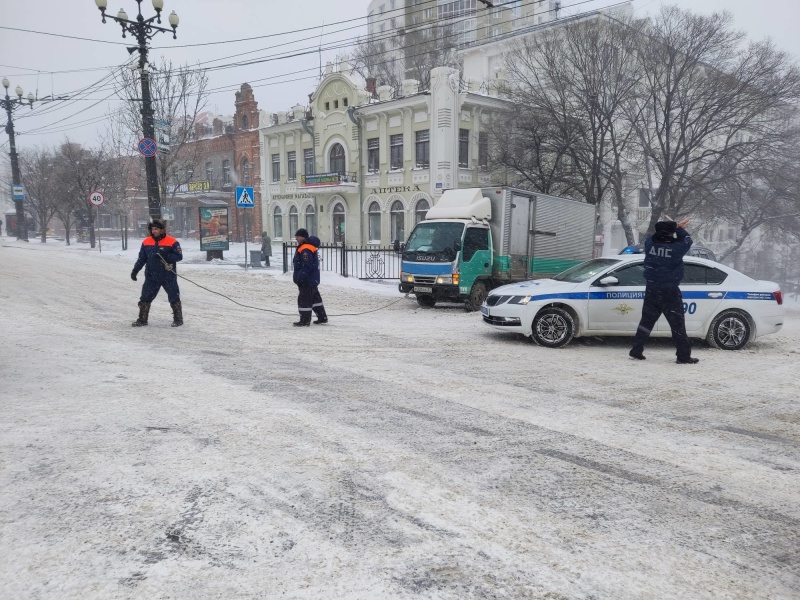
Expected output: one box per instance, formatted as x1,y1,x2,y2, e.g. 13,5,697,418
655,221,677,235
150,218,167,230
295,228,309,238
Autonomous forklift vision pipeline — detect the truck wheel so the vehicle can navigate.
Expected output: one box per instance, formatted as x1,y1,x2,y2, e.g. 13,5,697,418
417,295,436,308
707,310,751,350
464,281,487,312
532,307,575,348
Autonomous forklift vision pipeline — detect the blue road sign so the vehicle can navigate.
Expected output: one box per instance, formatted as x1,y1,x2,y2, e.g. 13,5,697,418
235,186,255,208
12,184,24,200
138,138,157,157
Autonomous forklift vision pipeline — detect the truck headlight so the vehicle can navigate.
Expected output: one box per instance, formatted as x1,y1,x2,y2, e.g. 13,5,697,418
508,295,531,305
401,272,414,283
435,275,453,284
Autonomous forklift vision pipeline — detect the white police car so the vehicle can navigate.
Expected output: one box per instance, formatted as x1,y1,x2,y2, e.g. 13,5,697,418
481,256,784,350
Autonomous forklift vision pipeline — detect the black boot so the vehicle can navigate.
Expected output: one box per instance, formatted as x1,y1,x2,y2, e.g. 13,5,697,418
171,301,183,327
132,302,150,327
293,318,310,327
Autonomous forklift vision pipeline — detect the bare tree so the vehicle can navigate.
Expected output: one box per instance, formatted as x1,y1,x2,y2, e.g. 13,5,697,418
112,58,208,205
630,5,800,233
498,13,645,244
19,147,59,242
56,141,108,248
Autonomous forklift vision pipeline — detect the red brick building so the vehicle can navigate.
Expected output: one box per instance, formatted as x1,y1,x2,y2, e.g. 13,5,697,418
230,83,262,242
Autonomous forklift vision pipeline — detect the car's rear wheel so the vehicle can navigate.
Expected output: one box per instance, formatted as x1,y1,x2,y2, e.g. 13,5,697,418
532,307,575,348
416,294,436,308
707,310,752,350
464,281,487,312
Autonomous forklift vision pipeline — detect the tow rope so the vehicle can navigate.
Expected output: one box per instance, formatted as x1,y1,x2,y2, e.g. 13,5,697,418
156,252,408,317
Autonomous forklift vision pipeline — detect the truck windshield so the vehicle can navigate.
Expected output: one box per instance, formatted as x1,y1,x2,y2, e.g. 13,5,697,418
552,258,621,283
405,222,465,254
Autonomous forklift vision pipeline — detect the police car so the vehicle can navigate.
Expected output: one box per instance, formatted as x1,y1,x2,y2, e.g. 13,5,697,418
481,256,784,350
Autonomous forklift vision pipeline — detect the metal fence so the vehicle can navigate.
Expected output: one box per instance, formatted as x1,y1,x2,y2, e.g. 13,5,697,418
283,242,402,280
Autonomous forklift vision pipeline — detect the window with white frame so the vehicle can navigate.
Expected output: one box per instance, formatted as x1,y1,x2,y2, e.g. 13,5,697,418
273,206,283,239
287,151,297,181
368,138,380,173
222,159,231,185
368,201,382,242
414,198,430,224
478,132,489,170
289,206,299,235
305,205,316,234
271,154,280,182
390,134,403,170
205,161,213,183
415,130,430,168
390,200,405,243
304,148,314,175
458,129,470,168
330,143,346,174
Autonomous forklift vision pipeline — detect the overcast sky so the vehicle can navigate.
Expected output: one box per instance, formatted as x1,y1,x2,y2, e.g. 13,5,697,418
2,0,799,153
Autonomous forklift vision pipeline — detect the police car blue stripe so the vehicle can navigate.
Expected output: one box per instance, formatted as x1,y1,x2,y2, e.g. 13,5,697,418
401,262,453,275
531,292,590,301
723,291,776,301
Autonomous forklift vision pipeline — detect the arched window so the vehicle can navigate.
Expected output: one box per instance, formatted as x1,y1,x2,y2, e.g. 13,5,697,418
329,143,346,174
332,202,346,244
390,199,405,243
305,205,316,235
241,158,250,187
368,201,381,243
242,114,249,129
273,206,283,239
289,206,299,236
414,198,430,224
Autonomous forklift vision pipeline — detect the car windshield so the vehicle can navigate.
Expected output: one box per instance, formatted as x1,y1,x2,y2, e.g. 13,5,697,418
552,258,621,283
404,222,465,253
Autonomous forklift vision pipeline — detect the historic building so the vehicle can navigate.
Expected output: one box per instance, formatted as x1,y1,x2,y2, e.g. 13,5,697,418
230,83,263,242
259,63,507,245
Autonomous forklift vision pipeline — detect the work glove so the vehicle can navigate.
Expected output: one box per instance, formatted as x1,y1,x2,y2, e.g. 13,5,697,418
131,271,137,281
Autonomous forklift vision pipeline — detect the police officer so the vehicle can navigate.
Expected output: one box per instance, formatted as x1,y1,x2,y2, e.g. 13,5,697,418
292,229,327,326
629,217,698,364
131,218,184,327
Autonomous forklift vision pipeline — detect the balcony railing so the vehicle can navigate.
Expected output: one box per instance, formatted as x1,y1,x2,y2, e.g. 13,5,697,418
300,171,358,188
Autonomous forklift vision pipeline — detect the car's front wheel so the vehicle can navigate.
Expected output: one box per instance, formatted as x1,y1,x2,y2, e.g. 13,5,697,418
532,307,575,348
464,281,487,312
707,310,752,350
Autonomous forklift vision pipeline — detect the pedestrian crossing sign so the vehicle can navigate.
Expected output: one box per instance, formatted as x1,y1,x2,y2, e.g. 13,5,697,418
235,186,255,208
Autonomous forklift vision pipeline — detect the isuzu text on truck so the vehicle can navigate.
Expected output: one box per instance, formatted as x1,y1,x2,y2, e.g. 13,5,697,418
399,187,596,310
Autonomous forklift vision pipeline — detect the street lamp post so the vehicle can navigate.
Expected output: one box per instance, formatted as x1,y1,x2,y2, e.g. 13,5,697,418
94,0,179,222
2,78,35,241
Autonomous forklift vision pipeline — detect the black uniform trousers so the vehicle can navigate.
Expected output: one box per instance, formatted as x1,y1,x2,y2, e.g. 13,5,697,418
297,285,326,324
140,274,181,304
631,285,692,360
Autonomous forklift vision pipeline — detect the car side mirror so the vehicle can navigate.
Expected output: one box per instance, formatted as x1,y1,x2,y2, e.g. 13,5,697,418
598,276,619,286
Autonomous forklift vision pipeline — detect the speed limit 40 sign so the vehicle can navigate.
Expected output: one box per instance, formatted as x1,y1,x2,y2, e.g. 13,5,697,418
89,191,105,206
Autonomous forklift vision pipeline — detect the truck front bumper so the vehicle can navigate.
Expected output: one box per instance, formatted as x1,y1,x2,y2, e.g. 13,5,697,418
399,282,461,300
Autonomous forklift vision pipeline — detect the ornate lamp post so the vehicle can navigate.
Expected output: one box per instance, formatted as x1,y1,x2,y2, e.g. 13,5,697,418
94,0,179,221
2,78,35,241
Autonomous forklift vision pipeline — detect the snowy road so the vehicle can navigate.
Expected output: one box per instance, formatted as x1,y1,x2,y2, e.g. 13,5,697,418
1,240,799,599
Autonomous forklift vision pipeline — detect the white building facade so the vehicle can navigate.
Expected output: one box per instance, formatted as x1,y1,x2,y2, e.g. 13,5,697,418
259,64,507,246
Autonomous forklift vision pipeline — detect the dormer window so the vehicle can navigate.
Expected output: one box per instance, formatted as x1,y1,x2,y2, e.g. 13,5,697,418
343,97,348,107
325,102,330,111
334,100,339,109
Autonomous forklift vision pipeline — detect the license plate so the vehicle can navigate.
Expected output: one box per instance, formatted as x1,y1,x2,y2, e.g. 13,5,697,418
481,306,489,316
414,286,432,293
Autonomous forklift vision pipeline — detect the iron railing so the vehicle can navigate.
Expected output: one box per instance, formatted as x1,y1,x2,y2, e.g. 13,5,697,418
283,242,402,280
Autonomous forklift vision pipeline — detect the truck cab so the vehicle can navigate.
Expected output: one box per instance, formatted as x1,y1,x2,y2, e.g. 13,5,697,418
399,219,493,309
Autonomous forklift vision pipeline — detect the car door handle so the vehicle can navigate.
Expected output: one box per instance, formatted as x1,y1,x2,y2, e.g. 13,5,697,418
708,292,723,298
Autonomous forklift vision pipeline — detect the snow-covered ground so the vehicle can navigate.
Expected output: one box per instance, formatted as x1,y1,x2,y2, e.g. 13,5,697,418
1,235,799,599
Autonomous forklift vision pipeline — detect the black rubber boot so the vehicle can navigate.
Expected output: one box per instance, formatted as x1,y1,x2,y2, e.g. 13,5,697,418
171,301,183,327
132,302,150,327
293,319,310,327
